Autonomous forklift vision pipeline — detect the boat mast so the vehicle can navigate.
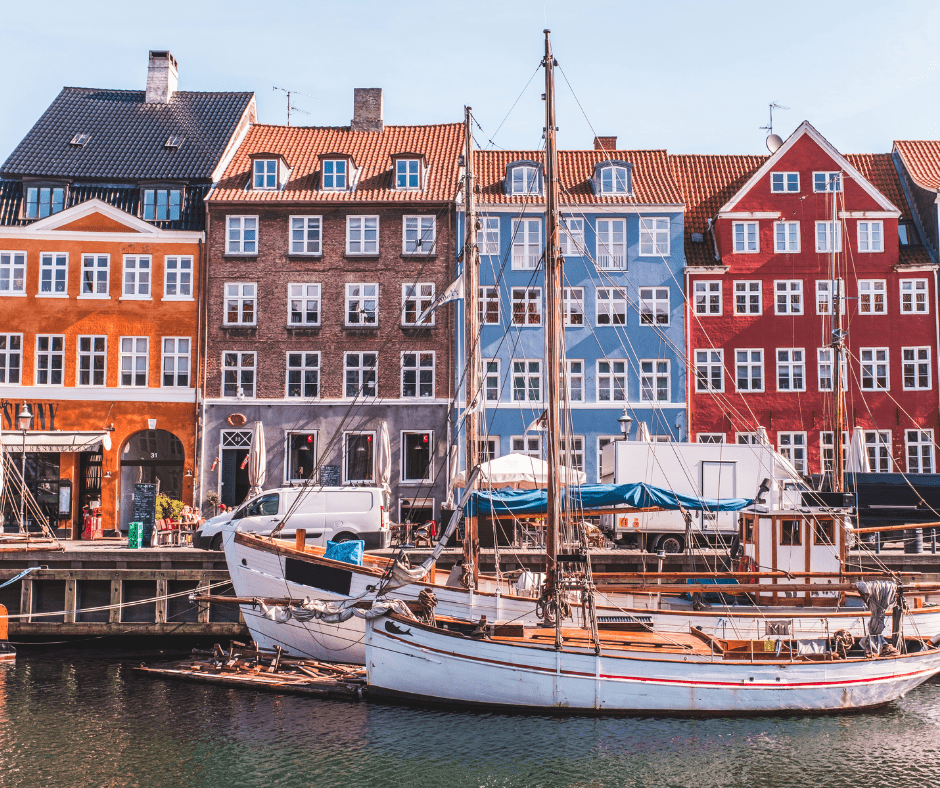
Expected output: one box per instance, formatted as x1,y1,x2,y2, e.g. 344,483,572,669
463,106,480,588
831,176,845,494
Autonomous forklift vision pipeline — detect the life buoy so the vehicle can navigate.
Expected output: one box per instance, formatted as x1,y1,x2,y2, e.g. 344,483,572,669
736,554,758,583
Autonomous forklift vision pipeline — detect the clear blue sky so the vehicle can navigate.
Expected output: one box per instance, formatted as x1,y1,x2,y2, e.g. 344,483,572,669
2,0,939,161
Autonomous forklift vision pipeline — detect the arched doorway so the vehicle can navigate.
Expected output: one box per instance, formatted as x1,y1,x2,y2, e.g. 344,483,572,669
118,430,185,530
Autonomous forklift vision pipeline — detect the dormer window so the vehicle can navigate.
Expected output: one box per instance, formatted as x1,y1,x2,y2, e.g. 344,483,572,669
142,187,183,221
592,160,633,195
70,133,90,147
253,159,277,190
396,159,421,189
511,165,539,195
323,159,348,190
24,185,67,219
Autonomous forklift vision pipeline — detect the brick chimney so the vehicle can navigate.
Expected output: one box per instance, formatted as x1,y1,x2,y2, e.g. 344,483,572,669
594,136,617,151
145,51,178,104
351,88,384,133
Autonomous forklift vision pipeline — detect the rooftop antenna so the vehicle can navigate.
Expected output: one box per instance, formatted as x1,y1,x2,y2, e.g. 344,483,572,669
272,87,313,126
760,102,789,153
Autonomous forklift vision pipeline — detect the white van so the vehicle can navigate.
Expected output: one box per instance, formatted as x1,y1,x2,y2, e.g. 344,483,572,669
193,486,391,551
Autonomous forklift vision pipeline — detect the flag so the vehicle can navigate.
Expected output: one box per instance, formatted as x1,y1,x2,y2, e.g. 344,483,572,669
416,276,464,324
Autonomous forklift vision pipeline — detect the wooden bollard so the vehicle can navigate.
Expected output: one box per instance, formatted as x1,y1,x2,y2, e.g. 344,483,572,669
295,529,307,552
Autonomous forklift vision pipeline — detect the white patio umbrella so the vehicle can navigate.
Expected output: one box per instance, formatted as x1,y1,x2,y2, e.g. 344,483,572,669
377,421,391,501
246,421,267,499
846,429,871,473
636,422,652,442
452,453,587,490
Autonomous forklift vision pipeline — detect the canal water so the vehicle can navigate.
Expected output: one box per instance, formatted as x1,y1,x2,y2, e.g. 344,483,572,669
2,645,939,788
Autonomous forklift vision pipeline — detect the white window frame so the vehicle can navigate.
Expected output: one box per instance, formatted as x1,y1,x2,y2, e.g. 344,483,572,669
599,165,630,194
639,217,669,257
900,278,929,314
774,280,803,314
815,279,844,315
35,335,65,386
0,251,26,296
771,172,799,193
479,286,500,325
695,349,724,393
122,255,151,299
694,280,722,315
0,333,22,385
345,283,378,327
815,221,842,253
640,359,670,402
906,429,935,474
288,283,321,326
119,336,149,387
566,359,584,402
776,348,806,392
510,165,539,195
346,216,379,255
226,215,258,255
596,288,628,326
561,435,586,473
597,218,627,268
38,252,68,297
864,430,892,473
479,438,498,463
560,217,585,256
774,221,800,253
732,221,759,253
289,216,322,256
902,346,931,391
401,431,434,483
563,287,584,327
344,352,377,398
817,347,847,392
820,431,849,474
735,349,764,393
402,283,435,326
322,159,348,190
286,351,320,398
511,218,541,270
734,280,762,314
79,254,110,298
161,337,191,388
736,432,762,445
639,287,670,326
597,359,627,402
511,434,542,459
224,282,257,326
395,159,421,190
860,347,890,391
163,256,193,300
777,432,807,474
478,216,500,255
403,216,436,255
858,220,884,253
813,172,842,192
858,279,887,314
511,359,542,402
285,431,319,484
511,287,542,326
343,431,376,483
253,159,277,190
77,335,107,387
401,351,435,398
697,433,725,444
597,436,618,481
483,359,501,402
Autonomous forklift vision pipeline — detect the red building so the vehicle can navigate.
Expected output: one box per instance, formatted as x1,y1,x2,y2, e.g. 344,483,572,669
672,121,939,478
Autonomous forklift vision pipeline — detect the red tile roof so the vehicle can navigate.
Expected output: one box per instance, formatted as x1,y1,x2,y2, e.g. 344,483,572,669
209,123,465,203
894,141,940,191
475,149,683,206
844,153,908,219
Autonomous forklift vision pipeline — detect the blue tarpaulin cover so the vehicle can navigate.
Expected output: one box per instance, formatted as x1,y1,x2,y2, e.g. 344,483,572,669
466,483,754,517
324,540,364,566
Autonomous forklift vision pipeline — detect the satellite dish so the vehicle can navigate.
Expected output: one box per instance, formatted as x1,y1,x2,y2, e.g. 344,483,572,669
766,133,784,153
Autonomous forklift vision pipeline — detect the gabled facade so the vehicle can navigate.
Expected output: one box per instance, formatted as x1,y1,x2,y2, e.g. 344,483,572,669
458,139,687,483
0,51,256,536
673,121,939,479
202,90,462,528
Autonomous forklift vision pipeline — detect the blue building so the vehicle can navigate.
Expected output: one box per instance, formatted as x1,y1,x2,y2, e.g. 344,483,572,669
456,140,688,482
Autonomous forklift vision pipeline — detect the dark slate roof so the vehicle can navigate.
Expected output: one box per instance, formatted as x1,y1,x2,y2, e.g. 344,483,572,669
1,88,254,180
0,179,209,230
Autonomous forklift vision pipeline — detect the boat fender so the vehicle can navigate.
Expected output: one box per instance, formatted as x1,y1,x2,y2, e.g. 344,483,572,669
736,555,758,582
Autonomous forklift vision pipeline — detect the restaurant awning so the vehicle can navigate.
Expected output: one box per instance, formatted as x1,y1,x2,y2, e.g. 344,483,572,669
0,431,112,453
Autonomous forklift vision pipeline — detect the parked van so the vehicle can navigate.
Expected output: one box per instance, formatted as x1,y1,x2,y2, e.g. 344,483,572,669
193,486,391,550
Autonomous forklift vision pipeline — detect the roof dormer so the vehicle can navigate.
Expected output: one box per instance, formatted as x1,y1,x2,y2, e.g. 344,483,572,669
249,152,291,191
318,152,357,192
504,160,542,196
592,160,633,195
391,152,427,190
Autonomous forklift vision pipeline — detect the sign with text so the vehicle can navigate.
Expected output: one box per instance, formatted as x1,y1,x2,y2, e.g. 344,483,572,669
133,484,157,546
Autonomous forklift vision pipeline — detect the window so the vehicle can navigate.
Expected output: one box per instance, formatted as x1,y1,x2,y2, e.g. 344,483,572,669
36,336,64,385
639,287,670,325
252,159,277,189
906,430,935,474
402,431,433,483
596,288,627,325
401,351,435,398
776,348,805,391
780,520,801,546
403,216,436,254
286,352,320,398
162,337,190,387
142,188,182,221
347,216,379,255
511,435,542,459
512,360,541,402
77,336,107,387
640,359,669,402
597,360,626,401
733,222,759,253
563,287,584,326
483,359,500,402
224,283,257,326
396,159,421,190
119,337,149,387
815,279,843,314
566,359,584,402
697,433,725,444
778,432,807,474
226,216,258,255
346,283,378,326
639,217,669,256
0,334,21,384
511,287,542,326
737,432,762,445
597,218,627,268
560,217,585,256
860,347,889,390
287,432,318,483
287,284,321,326
771,172,799,192
510,165,539,195
345,352,377,397
479,439,497,463
734,281,761,314
694,281,722,315
864,431,892,473
39,253,68,296
511,218,541,269
597,436,617,481
478,217,500,255
820,432,849,474
735,349,764,392
695,349,724,392
0,252,26,294
900,279,929,313
814,172,842,192
164,256,193,298
561,436,585,473
775,280,803,314
815,221,842,253
290,216,322,255
401,283,434,326
25,185,65,219
599,166,630,194
322,159,347,190
774,221,800,253
479,286,500,325
858,280,887,314
858,221,883,252
344,433,375,482
817,347,847,391
899,222,920,246
902,347,931,390
813,518,835,546
122,255,151,298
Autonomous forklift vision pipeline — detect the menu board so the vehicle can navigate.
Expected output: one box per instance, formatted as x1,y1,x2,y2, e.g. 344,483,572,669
320,465,341,487
133,483,157,546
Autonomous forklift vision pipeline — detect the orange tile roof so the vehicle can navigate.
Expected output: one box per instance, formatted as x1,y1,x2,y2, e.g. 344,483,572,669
209,123,465,203
475,149,683,206
894,141,940,191
667,154,765,266
844,153,908,219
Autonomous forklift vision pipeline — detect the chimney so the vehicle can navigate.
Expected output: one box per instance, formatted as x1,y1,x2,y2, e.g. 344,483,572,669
594,136,617,151
351,88,384,133
145,50,178,104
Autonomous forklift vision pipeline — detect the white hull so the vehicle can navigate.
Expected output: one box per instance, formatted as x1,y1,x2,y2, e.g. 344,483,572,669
366,615,940,713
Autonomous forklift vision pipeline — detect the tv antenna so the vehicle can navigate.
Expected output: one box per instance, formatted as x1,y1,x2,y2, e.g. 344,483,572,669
760,102,789,152
273,86,313,126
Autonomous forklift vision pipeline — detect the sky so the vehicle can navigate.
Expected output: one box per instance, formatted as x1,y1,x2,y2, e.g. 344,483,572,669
2,0,940,161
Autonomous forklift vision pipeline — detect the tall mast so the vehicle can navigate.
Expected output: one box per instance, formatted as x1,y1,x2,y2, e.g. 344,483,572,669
463,106,480,587
831,177,845,494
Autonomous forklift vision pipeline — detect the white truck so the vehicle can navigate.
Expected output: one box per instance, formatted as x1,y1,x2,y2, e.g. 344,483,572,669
599,440,805,553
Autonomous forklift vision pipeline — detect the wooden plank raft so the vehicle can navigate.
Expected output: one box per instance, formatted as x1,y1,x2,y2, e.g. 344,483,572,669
135,641,366,701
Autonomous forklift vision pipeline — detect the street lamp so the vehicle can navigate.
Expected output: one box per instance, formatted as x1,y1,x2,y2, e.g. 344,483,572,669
617,407,632,441
17,402,33,533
